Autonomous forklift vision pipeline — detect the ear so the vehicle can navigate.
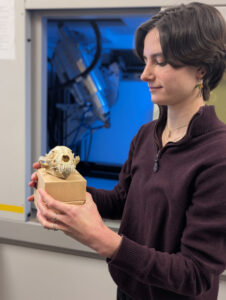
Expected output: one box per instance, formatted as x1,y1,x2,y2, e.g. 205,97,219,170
196,67,206,79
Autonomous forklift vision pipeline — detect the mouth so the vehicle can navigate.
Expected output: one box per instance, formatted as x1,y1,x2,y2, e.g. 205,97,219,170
149,86,162,92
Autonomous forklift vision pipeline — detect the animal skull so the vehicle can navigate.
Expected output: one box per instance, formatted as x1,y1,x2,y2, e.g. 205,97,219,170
39,146,80,179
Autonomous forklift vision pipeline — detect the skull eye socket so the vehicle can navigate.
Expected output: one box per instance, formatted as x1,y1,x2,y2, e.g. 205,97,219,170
62,155,70,162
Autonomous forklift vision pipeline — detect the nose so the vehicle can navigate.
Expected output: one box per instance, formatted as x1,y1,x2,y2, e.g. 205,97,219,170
140,62,155,82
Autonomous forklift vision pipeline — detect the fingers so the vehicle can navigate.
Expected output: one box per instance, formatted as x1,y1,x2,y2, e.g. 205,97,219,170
36,191,55,219
36,190,68,232
28,162,40,189
38,189,70,215
28,180,37,188
27,195,34,202
27,163,40,201
31,171,38,181
36,209,66,232
33,162,41,169
28,163,41,187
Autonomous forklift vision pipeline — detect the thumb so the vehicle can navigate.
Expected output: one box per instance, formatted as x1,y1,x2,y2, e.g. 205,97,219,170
85,192,93,203
38,188,55,205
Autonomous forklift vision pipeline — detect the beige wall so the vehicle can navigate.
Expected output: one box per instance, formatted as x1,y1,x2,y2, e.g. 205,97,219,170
209,74,226,123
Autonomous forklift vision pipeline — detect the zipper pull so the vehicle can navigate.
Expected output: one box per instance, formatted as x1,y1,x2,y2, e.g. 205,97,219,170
153,152,160,173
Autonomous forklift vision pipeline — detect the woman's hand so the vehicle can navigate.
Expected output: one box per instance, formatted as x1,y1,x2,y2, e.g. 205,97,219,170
27,162,41,202
36,189,122,259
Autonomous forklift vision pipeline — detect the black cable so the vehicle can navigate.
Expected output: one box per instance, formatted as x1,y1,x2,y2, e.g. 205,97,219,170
75,21,101,80
50,21,102,90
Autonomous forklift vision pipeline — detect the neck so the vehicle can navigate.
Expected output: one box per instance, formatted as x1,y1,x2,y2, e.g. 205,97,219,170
166,96,205,131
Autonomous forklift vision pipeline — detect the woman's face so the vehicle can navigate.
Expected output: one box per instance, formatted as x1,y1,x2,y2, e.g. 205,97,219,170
140,28,201,107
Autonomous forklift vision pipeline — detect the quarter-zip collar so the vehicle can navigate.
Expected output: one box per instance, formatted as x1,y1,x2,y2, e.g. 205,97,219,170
153,105,224,173
154,105,167,150
154,104,223,149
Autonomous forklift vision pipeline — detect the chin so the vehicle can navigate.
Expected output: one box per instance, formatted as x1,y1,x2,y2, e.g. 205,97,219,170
151,97,168,106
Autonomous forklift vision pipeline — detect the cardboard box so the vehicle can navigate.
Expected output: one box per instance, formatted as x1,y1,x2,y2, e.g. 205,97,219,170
34,168,86,207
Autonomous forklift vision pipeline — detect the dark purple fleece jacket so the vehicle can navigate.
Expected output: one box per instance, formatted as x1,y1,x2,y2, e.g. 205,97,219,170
87,105,226,300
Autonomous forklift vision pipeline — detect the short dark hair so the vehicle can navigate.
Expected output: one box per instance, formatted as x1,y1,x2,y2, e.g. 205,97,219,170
135,2,226,100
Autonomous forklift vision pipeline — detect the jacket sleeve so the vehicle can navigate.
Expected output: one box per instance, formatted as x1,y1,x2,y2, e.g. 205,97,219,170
108,159,226,296
87,136,136,219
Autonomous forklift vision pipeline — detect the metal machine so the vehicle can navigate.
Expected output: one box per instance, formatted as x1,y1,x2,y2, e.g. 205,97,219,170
48,23,120,151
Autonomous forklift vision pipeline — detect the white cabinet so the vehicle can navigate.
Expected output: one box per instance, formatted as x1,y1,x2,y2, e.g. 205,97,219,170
0,242,116,300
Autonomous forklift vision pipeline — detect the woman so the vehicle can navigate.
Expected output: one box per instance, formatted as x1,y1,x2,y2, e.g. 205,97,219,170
29,2,226,299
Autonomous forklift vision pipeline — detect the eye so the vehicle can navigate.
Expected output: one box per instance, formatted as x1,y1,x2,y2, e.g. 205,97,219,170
157,61,167,66
154,59,167,66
